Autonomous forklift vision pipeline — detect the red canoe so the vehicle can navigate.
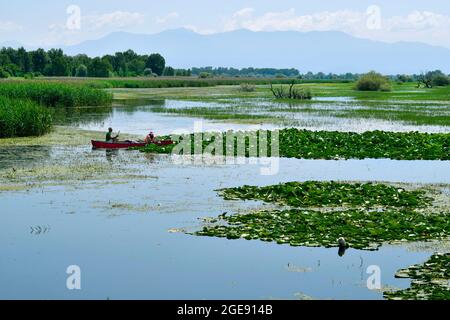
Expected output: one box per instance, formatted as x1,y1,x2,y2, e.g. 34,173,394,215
91,140,173,149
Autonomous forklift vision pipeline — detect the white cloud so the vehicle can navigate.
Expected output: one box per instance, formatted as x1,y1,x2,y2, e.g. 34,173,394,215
387,11,450,31
224,8,366,33
156,12,180,24
219,7,450,48
41,11,145,46
379,11,450,47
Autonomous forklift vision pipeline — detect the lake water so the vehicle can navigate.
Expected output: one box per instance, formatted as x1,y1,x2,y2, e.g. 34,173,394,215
0,98,449,300
56,99,450,135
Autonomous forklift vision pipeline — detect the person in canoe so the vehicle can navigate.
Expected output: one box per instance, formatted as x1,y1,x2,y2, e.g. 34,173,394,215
106,128,119,143
144,131,156,144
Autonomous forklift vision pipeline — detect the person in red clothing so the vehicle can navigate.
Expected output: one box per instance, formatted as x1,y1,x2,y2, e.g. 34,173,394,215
144,131,155,144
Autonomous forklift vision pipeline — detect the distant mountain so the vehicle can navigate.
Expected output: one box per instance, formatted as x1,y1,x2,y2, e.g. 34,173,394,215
62,29,450,74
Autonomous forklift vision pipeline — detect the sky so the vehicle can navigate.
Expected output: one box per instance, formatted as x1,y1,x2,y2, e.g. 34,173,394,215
1,0,450,48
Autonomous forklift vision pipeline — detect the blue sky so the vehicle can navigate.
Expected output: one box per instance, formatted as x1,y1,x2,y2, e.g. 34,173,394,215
1,0,450,48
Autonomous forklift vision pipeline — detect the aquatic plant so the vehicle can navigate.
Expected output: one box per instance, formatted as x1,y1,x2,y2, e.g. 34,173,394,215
0,81,113,107
384,253,450,300
194,181,450,250
0,97,52,138
195,207,450,250
219,181,433,208
138,129,450,161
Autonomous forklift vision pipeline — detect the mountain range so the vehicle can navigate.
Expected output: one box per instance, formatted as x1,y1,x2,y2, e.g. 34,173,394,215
4,29,450,74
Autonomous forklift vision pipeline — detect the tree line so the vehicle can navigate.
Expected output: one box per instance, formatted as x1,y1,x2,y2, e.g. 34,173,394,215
191,67,300,78
0,47,191,78
0,47,448,86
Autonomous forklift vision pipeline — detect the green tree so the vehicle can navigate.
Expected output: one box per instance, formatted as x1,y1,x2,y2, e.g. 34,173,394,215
3,63,20,77
199,72,213,79
75,64,88,77
88,57,112,77
0,53,11,66
127,58,146,76
143,68,154,77
162,66,175,76
17,47,31,74
0,66,9,78
46,49,69,76
112,52,127,75
356,71,391,91
31,49,49,74
145,53,165,76
428,70,449,86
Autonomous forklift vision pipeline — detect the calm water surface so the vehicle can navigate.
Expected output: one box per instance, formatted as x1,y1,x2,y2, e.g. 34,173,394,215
0,98,449,299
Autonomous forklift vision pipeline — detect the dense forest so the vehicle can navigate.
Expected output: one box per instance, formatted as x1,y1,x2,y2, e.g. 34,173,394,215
0,47,448,83
0,47,304,78
0,47,181,78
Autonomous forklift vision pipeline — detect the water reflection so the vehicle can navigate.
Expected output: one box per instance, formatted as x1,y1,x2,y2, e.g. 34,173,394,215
52,106,113,127
144,153,158,164
56,98,449,135
338,247,347,257
105,149,119,163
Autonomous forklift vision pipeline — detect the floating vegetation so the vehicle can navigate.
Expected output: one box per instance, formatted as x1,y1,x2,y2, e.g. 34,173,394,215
149,105,274,122
218,181,433,208
138,129,450,161
193,181,450,250
108,202,152,212
384,253,450,300
0,147,154,192
195,208,450,250
278,129,449,160
286,264,312,273
0,163,110,183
